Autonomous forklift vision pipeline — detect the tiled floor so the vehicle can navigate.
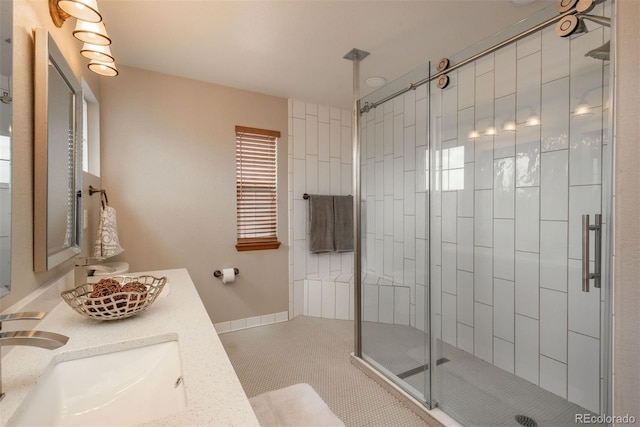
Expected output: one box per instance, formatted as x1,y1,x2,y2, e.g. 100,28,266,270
220,316,432,427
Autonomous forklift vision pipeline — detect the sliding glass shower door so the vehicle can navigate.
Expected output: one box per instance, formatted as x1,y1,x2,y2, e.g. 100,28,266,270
359,63,432,405
429,2,612,425
357,2,612,426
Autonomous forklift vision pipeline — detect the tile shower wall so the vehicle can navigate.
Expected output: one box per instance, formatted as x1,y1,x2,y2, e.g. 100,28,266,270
430,14,609,413
359,84,429,330
287,100,354,319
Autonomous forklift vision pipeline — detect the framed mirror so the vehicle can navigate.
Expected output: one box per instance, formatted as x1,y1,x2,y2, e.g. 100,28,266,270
0,0,12,296
34,28,83,272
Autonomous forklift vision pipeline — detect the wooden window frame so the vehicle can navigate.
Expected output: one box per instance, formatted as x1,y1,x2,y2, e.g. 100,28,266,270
235,126,281,251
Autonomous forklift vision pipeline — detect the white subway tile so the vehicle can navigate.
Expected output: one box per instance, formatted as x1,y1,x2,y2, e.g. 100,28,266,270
475,71,494,122
393,241,404,285
416,193,427,240
318,105,329,123
442,192,457,243
568,332,600,413
515,187,540,252
494,278,515,342
515,123,540,187
541,77,570,152
540,221,568,292
375,121,384,160
404,171,416,215
442,292,457,347
416,98,428,147
541,27,570,83
341,163,352,195
494,95,516,159
540,288,568,363
475,137,494,190
431,265,442,315
306,154,318,195
494,219,515,281
321,281,336,319
404,126,416,172
494,337,515,373
394,157,404,198
474,303,493,363
384,235,393,279
393,200,403,242
293,118,306,160
457,217,474,272
384,112,394,156
474,190,493,247
307,280,322,318
515,251,540,319
494,157,515,219
495,44,516,98
442,243,457,295
416,284,426,332
541,150,568,220
318,161,330,194
458,65,475,111
458,107,476,164
294,280,304,317
363,284,379,322
476,53,494,76
404,91,416,127
293,100,306,119
246,316,261,329
474,246,493,305
516,52,541,124
330,119,341,158
379,285,394,324
275,311,289,323
515,315,539,385
568,259,601,338
330,107,341,120
394,287,411,325
457,270,474,327
404,216,416,260
416,239,427,286
517,31,541,58
569,107,602,186
384,195,393,236
458,163,474,218
442,85,458,142
540,356,567,399
306,114,318,155
458,323,474,355
393,114,404,157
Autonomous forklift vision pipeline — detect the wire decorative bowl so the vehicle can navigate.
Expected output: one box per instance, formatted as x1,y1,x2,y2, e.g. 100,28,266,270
61,276,167,321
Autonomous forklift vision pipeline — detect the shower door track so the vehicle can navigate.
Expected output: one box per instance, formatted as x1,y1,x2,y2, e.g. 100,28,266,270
359,6,579,114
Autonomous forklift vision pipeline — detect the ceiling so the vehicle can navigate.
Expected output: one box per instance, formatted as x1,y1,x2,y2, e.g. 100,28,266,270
98,0,556,109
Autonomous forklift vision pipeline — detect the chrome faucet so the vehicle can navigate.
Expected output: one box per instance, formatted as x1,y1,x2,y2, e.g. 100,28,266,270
0,311,69,401
74,256,106,286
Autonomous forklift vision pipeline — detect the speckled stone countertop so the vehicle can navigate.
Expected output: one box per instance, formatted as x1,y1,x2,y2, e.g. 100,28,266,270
1,268,260,426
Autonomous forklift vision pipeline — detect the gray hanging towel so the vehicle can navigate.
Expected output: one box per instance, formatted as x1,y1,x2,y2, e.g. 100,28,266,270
333,195,354,252
309,195,334,253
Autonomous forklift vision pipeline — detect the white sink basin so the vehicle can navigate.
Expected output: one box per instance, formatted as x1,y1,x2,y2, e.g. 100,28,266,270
10,337,187,426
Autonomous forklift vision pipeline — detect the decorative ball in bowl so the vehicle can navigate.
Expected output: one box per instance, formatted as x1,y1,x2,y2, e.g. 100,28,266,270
61,276,167,320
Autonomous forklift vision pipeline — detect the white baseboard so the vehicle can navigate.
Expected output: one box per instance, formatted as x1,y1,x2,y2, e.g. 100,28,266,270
214,311,289,334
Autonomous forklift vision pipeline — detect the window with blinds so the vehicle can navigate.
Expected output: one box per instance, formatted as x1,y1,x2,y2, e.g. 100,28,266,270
235,126,281,251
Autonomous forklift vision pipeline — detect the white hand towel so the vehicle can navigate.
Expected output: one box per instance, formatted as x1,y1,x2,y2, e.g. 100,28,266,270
93,205,124,258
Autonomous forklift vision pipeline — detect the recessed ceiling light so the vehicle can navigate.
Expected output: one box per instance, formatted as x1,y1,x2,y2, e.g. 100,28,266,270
365,76,386,88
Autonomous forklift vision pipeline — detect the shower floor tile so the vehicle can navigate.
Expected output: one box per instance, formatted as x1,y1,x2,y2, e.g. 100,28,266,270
362,321,605,427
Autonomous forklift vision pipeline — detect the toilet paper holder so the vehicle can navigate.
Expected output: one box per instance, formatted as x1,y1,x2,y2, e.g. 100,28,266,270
214,268,239,278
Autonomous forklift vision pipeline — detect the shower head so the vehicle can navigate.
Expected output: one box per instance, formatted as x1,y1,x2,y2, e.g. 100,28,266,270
585,40,610,61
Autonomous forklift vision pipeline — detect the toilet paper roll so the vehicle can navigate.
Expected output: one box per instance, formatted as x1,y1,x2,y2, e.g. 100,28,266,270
222,268,236,284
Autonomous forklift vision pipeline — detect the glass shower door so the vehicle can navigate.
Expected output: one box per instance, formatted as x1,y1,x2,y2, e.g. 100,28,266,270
359,63,432,405
429,2,611,425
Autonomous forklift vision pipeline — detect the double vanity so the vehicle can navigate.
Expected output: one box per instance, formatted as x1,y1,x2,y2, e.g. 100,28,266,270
0,268,260,426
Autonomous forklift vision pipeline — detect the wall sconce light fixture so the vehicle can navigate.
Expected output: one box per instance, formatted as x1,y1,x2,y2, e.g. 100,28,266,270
48,0,118,77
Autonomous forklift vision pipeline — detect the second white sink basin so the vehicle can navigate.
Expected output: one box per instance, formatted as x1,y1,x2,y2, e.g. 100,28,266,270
10,336,187,426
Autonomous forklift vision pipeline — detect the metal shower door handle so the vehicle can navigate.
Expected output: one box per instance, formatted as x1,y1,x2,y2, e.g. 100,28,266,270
582,214,602,292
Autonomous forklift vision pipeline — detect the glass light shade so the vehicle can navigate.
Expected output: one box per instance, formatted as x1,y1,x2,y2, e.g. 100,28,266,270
88,59,118,77
73,20,111,46
81,43,114,62
485,126,497,136
526,115,541,126
468,130,480,139
58,0,102,23
574,103,594,116
502,121,517,131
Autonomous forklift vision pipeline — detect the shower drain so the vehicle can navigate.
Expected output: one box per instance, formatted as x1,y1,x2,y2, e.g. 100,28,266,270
515,415,538,427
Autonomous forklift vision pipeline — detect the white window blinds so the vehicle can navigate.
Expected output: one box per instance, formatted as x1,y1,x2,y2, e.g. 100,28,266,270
235,126,281,251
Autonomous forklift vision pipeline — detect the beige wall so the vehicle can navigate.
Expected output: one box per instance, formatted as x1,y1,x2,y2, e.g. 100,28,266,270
99,66,289,323
1,0,102,311
613,0,640,422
